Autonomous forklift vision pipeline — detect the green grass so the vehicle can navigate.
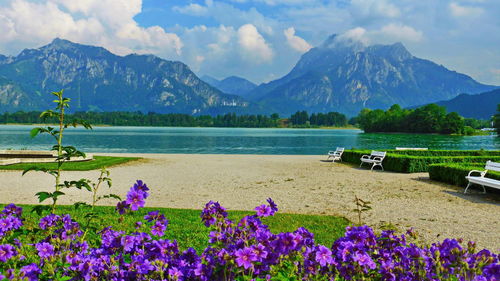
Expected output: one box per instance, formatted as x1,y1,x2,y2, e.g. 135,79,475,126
5,204,350,253
0,156,141,171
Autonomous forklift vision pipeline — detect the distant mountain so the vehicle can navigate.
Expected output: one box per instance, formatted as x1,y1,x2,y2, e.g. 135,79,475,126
201,75,257,98
200,75,221,87
433,89,500,119
248,34,497,116
0,38,256,115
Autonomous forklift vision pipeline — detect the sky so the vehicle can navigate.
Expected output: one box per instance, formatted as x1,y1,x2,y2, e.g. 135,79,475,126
0,0,499,85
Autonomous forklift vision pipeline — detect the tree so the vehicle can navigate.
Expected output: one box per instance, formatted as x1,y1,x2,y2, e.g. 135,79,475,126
495,104,500,135
441,112,464,134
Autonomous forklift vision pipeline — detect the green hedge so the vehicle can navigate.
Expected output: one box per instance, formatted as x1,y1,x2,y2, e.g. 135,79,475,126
342,150,500,173
428,163,500,188
387,150,500,157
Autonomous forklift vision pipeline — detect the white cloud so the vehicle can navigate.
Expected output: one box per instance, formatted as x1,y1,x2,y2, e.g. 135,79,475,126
230,0,317,5
377,23,423,42
173,3,209,16
338,27,369,45
449,2,484,17
237,24,274,63
283,27,312,52
0,0,182,57
350,0,400,20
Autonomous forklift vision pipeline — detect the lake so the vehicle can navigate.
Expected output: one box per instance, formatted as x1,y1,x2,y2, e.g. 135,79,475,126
0,125,498,154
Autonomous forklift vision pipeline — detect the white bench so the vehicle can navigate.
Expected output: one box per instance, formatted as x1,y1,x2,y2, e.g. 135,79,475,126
464,161,500,194
360,151,386,171
395,147,428,151
327,147,344,162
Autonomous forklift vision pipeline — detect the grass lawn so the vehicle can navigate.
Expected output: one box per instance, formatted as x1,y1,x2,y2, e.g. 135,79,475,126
0,156,141,171
6,204,350,253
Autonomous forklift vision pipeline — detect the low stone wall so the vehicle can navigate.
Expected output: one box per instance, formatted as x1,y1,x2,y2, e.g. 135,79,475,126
0,150,93,166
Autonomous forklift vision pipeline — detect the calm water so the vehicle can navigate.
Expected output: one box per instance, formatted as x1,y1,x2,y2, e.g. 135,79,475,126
0,125,498,154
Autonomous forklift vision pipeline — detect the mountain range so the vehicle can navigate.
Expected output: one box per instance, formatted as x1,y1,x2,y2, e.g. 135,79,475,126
0,37,497,117
0,38,255,115
201,75,257,98
432,89,500,119
245,35,496,116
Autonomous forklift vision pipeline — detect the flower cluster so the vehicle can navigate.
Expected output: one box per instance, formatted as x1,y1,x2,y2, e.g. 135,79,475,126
116,180,150,214
0,183,498,280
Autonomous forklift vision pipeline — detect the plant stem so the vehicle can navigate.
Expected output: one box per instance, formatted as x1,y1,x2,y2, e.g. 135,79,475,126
52,92,65,213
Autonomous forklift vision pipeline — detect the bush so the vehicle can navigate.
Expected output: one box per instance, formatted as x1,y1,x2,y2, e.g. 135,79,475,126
342,150,500,173
429,162,500,187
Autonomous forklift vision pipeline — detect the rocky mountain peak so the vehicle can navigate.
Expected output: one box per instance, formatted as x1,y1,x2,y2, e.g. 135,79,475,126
320,33,366,53
368,42,412,62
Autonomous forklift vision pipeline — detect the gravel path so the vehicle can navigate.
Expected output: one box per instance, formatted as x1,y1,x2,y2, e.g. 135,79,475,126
1,153,499,250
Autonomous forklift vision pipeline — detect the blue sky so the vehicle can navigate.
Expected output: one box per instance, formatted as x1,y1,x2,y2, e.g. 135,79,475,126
0,0,499,85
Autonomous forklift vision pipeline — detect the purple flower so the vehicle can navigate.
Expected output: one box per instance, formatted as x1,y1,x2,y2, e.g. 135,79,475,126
125,190,145,211
353,251,376,270
255,205,272,217
132,180,150,198
315,245,334,267
0,217,13,232
168,267,184,280
235,247,258,269
115,200,130,214
36,242,54,259
151,221,167,237
20,263,42,281
267,198,278,213
252,244,268,260
39,214,60,229
0,244,16,262
144,211,160,222
200,201,228,227
121,235,136,252
2,204,22,217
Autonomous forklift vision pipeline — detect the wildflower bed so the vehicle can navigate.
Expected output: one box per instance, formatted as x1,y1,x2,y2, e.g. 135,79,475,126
0,181,498,280
0,204,349,254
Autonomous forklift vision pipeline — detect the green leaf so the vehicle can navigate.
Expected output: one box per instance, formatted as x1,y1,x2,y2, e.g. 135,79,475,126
64,179,92,191
53,191,65,197
35,192,52,203
39,110,55,120
73,202,91,210
98,194,121,201
30,127,41,138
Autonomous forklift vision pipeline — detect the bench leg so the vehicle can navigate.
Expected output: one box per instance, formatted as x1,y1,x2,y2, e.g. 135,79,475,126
464,182,471,194
370,163,383,171
481,185,486,194
360,162,364,168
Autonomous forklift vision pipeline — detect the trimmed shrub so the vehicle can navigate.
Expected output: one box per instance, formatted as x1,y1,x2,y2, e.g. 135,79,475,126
428,162,500,187
343,149,500,173
388,149,500,157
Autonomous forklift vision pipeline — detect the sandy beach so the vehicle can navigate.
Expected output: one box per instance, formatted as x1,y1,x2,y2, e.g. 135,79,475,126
1,153,499,250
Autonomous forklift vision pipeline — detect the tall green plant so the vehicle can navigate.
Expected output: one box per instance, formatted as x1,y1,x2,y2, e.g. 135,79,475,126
24,90,92,214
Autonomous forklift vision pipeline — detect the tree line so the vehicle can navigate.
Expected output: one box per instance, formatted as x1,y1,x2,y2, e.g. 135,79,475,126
0,111,348,128
290,111,348,127
356,104,479,135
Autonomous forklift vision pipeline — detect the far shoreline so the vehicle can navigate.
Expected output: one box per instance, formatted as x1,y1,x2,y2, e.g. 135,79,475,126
0,123,360,130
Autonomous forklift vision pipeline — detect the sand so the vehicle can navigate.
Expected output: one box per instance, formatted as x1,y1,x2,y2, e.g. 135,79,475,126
1,153,499,250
